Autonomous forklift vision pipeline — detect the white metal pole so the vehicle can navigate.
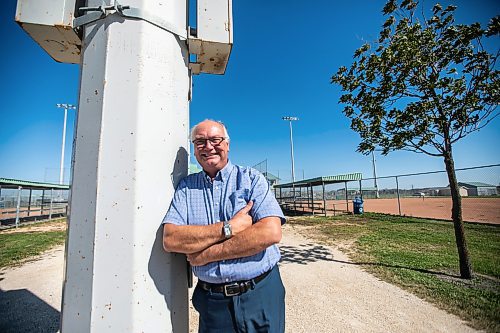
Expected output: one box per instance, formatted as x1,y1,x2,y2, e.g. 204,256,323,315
289,120,296,211
61,1,190,332
282,116,298,210
289,120,296,184
59,107,67,185
57,103,76,186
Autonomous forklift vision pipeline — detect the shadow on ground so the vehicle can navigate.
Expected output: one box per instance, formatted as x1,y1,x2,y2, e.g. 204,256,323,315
280,243,336,264
0,288,59,333
279,242,460,278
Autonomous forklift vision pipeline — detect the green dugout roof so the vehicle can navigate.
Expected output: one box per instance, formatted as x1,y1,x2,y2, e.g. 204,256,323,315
274,172,363,188
0,178,70,190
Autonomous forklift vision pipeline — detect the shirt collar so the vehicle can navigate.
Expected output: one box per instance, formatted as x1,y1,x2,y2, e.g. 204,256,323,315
202,160,233,183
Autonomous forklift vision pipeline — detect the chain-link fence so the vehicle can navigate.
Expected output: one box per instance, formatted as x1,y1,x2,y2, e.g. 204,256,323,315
273,164,499,223
252,160,307,187
356,164,499,224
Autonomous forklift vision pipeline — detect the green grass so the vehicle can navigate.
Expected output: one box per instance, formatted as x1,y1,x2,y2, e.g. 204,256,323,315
289,213,500,332
0,225,66,268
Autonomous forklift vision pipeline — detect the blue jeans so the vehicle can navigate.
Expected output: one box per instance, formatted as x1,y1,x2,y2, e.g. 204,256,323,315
192,265,286,333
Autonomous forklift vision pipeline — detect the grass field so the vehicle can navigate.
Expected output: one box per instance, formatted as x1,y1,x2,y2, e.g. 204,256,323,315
0,219,66,268
288,213,500,332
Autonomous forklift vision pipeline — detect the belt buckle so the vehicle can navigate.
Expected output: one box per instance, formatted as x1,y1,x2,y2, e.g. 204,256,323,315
224,282,241,296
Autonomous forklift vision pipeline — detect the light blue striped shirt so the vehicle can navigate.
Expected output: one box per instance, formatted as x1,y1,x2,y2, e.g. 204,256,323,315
163,161,285,283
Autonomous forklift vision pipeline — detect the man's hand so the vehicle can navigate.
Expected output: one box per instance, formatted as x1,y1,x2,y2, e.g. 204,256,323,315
229,200,254,234
187,250,209,266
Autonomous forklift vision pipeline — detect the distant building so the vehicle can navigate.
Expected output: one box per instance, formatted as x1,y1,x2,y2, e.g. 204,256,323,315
458,182,498,196
438,186,468,197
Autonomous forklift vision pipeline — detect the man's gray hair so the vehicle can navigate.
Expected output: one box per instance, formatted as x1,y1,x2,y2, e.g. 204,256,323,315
190,119,230,142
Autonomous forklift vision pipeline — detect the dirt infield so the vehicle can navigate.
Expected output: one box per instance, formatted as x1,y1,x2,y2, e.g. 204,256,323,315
325,197,500,224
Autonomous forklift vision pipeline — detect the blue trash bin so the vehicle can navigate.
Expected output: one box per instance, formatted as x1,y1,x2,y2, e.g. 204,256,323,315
353,197,364,214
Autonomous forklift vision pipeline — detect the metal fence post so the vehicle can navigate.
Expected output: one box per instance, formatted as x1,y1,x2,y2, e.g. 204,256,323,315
49,188,53,220
322,181,327,217
396,176,402,216
344,181,349,213
27,188,32,217
15,186,22,228
311,183,314,215
41,189,45,215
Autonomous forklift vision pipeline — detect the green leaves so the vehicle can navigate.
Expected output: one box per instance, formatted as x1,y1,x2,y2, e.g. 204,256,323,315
354,43,370,58
486,16,499,36
382,0,397,15
331,0,499,158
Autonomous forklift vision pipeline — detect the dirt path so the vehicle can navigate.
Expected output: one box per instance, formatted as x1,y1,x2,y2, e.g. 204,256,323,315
0,224,478,332
276,224,477,332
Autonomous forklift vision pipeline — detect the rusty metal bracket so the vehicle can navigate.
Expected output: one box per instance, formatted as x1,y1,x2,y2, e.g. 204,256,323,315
73,0,187,40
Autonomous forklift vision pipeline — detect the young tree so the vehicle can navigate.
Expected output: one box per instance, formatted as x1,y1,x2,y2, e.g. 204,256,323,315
331,0,499,279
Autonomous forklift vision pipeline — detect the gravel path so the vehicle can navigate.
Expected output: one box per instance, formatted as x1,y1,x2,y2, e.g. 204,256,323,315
276,224,477,333
0,224,478,332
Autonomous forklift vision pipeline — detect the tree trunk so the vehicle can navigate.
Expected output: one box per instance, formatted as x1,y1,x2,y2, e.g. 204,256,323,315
443,148,473,279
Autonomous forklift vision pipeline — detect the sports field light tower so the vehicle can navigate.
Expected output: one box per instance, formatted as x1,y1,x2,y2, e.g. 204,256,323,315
282,116,299,200
56,103,76,186
16,0,233,332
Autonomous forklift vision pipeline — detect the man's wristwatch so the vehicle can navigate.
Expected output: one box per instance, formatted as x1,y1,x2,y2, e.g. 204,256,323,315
223,221,232,239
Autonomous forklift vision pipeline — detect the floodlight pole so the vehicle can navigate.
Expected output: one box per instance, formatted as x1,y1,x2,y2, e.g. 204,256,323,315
17,0,232,330
56,103,76,185
61,1,190,331
282,116,298,208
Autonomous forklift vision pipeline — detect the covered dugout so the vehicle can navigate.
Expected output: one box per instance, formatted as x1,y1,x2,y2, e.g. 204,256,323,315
274,173,362,216
0,178,70,227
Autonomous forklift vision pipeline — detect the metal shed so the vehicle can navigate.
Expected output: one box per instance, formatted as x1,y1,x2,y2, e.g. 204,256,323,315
458,182,498,196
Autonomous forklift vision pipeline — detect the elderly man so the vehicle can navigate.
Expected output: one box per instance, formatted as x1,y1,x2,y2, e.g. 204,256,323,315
162,119,286,333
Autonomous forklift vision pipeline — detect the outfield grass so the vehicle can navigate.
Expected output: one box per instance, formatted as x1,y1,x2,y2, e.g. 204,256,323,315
289,213,500,332
0,222,66,268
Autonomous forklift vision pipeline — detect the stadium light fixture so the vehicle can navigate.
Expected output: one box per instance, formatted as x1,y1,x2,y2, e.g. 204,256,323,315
56,103,76,185
282,116,299,207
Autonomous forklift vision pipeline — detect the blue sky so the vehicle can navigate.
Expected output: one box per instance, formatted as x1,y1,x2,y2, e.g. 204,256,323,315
1,0,499,186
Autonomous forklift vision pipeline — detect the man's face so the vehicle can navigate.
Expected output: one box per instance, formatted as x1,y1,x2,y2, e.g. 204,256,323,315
193,121,230,177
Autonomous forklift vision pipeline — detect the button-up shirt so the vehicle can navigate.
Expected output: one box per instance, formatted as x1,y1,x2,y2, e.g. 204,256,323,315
163,161,285,283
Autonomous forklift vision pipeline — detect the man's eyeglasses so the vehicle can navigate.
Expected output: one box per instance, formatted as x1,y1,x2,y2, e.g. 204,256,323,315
192,137,227,148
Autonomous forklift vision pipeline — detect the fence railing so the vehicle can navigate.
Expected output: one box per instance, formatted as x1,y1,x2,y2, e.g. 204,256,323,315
275,164,500,224
0,187,69,227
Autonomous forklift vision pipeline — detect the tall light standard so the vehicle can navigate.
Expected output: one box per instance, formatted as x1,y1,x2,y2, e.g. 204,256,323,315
56,103,76,185
282,116,299,206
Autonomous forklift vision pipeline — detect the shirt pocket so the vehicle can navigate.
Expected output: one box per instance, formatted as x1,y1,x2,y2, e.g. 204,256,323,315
226,189,250,218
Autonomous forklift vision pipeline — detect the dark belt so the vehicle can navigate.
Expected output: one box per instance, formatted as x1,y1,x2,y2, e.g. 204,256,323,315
198,268,272,297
